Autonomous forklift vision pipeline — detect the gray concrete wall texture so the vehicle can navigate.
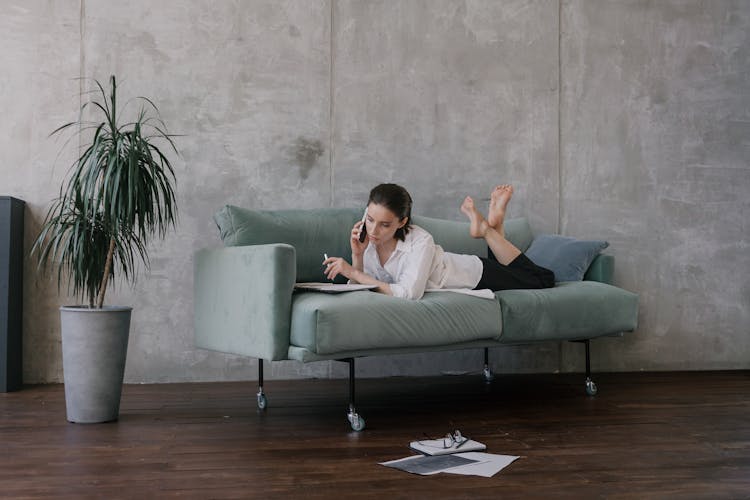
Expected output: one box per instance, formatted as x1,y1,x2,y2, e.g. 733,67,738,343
1,1,747,383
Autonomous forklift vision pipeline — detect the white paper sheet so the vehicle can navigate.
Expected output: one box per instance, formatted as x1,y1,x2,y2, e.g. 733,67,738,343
443,452,520,477
380,452,519,477
424,288,496,299
380,454,480,475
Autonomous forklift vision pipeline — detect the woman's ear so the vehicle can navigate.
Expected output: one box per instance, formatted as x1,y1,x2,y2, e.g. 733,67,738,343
398,217,408,229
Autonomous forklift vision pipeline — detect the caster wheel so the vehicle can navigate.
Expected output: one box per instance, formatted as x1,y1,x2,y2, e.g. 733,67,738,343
348,413,366,432
585,378,598,396
257,393,268,410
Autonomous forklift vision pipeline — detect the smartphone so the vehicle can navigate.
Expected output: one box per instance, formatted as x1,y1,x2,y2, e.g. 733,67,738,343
358,208,368,243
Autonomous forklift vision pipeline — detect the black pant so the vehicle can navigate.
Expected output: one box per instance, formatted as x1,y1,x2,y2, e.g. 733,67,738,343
473,250,555,292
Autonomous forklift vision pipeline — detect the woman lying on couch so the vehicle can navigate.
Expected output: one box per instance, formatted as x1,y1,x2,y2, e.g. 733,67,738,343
322,183,554,300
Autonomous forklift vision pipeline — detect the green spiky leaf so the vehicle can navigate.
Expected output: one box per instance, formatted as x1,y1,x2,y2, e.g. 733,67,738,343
31,75,179,308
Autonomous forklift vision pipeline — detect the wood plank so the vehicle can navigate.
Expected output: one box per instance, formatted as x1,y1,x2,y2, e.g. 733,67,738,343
0,371,748,498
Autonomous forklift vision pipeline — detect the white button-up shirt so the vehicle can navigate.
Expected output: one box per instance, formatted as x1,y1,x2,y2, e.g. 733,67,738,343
362,225,483,300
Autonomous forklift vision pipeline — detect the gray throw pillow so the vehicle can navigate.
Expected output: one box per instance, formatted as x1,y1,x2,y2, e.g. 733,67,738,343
525,234,609,282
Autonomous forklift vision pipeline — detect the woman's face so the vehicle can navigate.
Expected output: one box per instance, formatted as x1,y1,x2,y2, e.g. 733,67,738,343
365,202,407,246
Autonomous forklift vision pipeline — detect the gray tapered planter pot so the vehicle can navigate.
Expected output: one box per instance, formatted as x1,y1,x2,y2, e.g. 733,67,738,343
60,306,132,423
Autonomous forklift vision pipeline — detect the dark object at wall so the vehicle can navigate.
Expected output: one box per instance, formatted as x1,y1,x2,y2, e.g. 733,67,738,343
0,196,24,392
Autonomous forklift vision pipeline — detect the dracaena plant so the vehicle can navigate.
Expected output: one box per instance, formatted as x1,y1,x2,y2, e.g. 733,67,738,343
33,75,178,308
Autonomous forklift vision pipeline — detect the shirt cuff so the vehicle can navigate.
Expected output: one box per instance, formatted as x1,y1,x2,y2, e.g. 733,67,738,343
389,283,407,299
389,283,424,300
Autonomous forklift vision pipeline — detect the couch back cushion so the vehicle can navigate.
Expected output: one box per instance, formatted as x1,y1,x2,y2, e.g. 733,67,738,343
413,215,533,255
503,217,534,252
215,206,360,282
214,205,534,282
411,215,486,256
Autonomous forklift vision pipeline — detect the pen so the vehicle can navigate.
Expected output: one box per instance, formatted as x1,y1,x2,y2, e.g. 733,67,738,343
323,253,332,282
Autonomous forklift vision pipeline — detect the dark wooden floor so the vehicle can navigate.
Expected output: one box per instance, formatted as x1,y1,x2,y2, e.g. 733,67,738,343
1,371,749,499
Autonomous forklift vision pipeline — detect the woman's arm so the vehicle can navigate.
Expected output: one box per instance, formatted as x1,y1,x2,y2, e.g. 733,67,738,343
349,218,367,278
388,238,435,300
351,252,365,277
331,229,438,300
321,218,395,294
322,256,394,296
347,267,393,296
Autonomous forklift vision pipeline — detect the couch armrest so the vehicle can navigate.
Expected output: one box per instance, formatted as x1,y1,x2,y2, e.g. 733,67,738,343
194,244,296,361
583,254,614,284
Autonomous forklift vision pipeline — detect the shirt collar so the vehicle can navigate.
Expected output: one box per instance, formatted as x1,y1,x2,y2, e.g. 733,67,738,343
394,236,408,254
365,237,407,268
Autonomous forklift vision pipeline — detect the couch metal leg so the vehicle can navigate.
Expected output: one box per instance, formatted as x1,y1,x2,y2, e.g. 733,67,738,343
584,340,598,396
344,358,365,431
483,347,494,383
569,339,598,396
256,359,267,410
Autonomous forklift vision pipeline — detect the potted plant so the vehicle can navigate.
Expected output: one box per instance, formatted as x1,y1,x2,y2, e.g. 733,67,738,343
33,76,178,423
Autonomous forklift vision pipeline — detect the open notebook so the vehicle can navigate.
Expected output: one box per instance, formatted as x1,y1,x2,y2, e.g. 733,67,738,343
294,282,378,293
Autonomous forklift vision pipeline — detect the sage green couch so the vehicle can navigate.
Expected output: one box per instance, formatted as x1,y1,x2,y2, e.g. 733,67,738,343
194,206,639,431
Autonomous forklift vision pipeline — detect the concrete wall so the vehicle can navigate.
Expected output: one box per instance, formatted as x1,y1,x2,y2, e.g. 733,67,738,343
1,1,747,383
560,0,750,371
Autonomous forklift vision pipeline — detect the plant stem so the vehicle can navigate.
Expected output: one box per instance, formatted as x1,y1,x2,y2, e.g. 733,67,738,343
97,237,116,308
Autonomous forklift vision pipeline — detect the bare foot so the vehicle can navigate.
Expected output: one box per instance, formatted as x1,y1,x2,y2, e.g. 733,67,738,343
487,184,513,237
460,196,489,238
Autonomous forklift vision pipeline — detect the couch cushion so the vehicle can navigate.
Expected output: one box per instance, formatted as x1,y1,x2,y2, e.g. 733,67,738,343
413,215,533,255
500,217,534,253
410,215,488,256
526,235,609,282
215,206,534,282
583,254,615,284
214,205,360,282
290,290,503,355
495,281,638,343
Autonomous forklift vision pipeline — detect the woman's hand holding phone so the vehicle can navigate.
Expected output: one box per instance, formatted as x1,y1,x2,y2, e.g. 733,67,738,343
351,221,368,256
351,208,369,256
